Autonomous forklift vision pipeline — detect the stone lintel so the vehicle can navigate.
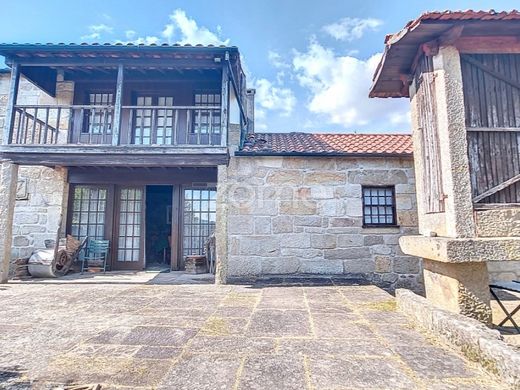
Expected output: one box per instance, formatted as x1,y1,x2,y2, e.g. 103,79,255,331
399,235,520,263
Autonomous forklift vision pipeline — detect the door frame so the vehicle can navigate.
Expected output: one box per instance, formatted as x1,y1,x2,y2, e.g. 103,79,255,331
112,185,146,271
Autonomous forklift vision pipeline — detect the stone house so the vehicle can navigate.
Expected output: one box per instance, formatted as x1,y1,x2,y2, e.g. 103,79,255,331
0,40,516,292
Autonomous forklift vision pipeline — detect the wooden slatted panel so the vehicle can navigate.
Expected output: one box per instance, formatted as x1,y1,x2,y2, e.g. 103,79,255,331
415,55,445,213
461,54,520,204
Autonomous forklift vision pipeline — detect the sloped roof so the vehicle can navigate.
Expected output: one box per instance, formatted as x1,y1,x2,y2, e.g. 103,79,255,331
370,9,520,98
237,133,413,157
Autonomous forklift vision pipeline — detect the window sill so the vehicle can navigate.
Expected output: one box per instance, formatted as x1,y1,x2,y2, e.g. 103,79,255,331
362,224,400,229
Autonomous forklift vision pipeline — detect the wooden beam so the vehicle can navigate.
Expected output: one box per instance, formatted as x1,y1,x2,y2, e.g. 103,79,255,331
474,173,520,203
3,63,20,145
455,36,520,54
9,57,222,68
438,25,464,47
220,57,229,147
112,64,124,146
467,127,520,132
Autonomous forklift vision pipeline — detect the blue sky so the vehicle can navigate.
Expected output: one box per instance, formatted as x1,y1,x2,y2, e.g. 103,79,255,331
1,0,518,133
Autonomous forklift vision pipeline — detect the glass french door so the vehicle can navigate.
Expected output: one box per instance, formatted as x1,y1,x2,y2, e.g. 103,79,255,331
69,185,109,241
133,95,174,145
114,186,145,270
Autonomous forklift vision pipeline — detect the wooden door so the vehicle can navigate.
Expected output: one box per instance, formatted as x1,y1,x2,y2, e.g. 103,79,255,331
113,186,145,270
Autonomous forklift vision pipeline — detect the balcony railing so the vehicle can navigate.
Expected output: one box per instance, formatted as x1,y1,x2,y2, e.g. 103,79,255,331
8,104,224,147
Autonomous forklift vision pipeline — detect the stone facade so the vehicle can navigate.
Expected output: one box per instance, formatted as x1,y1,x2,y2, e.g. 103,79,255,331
217,155,423,292
0,73,70,276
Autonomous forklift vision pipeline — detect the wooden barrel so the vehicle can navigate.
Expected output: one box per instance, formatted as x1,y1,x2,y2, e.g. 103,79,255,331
28,249,72,278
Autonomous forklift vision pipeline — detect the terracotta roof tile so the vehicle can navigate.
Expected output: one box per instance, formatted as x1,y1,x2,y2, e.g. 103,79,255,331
239,133,413,156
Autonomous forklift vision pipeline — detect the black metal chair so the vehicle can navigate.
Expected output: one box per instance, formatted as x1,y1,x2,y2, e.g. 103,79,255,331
489,281,520,333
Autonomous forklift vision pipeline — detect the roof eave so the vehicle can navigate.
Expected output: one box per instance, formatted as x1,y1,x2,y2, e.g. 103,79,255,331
235,151,413,158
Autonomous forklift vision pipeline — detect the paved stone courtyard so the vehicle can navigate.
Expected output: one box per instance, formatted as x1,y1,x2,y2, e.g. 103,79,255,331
0,272,504,389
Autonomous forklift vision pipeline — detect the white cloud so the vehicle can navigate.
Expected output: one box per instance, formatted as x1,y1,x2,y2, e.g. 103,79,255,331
162,9,229,45
323,17,382,41
268,50,290,69
125,30,137,39
292,39,409,131
254,78,296,116
81,24,114,41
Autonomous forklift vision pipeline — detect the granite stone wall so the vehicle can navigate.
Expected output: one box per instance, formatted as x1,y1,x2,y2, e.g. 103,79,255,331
219,155,423,292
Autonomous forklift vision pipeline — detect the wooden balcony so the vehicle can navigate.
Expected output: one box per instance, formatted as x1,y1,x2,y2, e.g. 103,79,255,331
1,104,229,167
9,104,224,146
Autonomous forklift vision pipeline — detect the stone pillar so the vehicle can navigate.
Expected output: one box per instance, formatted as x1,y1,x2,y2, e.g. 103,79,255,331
215,164,229,284
0,161,18,283
423,259,491,323
432,46,476,239
400,45,492,323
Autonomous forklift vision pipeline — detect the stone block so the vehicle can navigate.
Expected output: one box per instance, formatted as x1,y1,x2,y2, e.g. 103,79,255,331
363,235,384,246
393,257,421,274
319,200,345,217
348,170,408,185
239,236,280,257
343,258,375,274
370,245,392,255
330,217,359,228
261,257,301,274
294,216,322,227
12,236,30,247
14,213,39,225
337,234,364,247
310,186,335,200
228,256,262,276
229,215,254,235
280,248,323,259
254,217,272,234
375,256,392,273
279,233,311,248
280,201,317,215
303,172,346,185
311,234,336,249
273,216,293,233
300,260,343,274
345,199,363,217
324,247,371,260
266,170,302,186
397,210,418,227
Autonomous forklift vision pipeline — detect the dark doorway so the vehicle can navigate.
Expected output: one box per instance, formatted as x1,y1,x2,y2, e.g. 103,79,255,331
145,185,173,269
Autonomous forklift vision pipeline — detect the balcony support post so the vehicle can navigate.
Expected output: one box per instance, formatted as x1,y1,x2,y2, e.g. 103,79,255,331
0,160,18,283
220,55,229,147
112,64,124,146
3,62,20,145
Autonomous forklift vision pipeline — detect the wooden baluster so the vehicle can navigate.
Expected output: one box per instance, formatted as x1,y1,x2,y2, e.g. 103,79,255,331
151,108,157,145
78,108,84,144
209,110,213,145
127,108,134,146
43,107,50,144
16,108,25,144
23,109,30,144
173,109,178,145
102,107,109,144
197,109,202,145
186,109,191,144
55,107,61,144
15,108,23,144
31,107,38,144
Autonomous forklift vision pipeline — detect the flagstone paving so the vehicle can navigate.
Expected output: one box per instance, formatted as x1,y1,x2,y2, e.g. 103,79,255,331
0,273,505,389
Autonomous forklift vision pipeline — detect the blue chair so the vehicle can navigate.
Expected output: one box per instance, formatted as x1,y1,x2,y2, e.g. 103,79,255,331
81,239,110,274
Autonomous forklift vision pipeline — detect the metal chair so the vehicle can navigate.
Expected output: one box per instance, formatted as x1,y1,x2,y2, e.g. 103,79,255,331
81,239,110,274
489,281,520,333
